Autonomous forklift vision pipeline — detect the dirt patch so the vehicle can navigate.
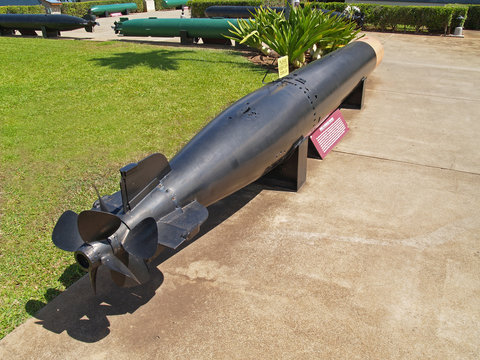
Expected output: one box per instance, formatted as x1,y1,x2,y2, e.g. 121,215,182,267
245,51,314,72
247,53,278,70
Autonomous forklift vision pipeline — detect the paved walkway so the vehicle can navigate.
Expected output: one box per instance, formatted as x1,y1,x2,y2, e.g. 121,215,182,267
64,9,190,43
1,14,479,359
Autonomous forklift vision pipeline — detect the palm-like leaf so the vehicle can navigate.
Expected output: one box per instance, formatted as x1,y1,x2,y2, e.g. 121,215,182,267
227,5,362,68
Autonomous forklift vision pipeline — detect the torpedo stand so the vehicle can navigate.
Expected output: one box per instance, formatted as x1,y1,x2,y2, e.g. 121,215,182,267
256,77,366,191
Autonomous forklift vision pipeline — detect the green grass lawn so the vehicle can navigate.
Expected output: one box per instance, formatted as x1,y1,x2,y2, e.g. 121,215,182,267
0,37,275,339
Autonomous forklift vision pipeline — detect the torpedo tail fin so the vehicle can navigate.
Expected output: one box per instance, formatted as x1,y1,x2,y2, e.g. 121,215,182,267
156,200,209,249
120,153,171,212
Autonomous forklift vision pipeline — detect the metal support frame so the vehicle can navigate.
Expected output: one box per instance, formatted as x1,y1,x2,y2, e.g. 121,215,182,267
257,138,308,191
179,30,193,45
340,77,366,110
307,137,322,160
202,38,232,45
40,26,59,38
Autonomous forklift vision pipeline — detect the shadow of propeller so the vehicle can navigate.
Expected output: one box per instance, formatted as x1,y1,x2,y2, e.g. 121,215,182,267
25,265,164,343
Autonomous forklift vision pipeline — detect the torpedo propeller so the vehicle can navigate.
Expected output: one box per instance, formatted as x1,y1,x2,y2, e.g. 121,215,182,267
52,206,158,294
82,11,99,33
51,153,208,293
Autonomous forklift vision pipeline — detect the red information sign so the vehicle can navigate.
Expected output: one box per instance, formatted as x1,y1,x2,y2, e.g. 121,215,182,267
309,109,349,159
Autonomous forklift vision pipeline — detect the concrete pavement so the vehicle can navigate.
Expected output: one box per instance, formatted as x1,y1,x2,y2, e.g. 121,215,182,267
1,16,479,359
64,9,191,43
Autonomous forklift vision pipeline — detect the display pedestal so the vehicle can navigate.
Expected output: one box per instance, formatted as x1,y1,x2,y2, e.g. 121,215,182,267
258,108,350,192
257,138,308,191
144,0,155,12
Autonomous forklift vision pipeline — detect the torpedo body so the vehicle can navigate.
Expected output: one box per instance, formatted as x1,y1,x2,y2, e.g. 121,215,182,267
161,0,188,9
0,14,98,37
52,37,383,292
90,3,138,17
114,17,242,42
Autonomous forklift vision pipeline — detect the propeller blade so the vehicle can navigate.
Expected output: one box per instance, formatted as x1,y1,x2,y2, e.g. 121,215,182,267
127,254,150,284
101,252,139,284
122,217,158,259
110,270,127,287
77,210,122,243
110,250,150,287
89,267,98,295
110,250,128,287
52,210,84,252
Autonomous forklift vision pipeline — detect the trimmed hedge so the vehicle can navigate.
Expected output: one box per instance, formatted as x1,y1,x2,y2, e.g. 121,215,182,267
262,0,286,6
465,5,480,29
61,1,144,17
187,0,268,18
154,0,167,10
314,2,468,33
446,4,468,28
188,1,473,33
0,6,45,14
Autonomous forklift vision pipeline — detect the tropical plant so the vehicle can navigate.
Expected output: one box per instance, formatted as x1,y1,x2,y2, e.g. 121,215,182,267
227,4,362,68
227,14,269,55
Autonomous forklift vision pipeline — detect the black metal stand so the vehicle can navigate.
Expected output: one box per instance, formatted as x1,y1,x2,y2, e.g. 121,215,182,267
257,138,308,191
202,38,232,45
307,137,322,159
41,26,59,38
179,30,193,45
340,77,366,110
18,28,37,36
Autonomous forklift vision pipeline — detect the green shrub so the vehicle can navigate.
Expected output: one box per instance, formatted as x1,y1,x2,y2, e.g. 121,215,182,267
227,4,360,68
446,4,468,31
465,5,479,30
227,16,266,53
0,6,45,14
262,0,286,6
311,2,467,34
403,7,430,32
313,2,347,13
422,6,452,32
369,5,398,31
61,1,144,17
187,0,263,18
154,0,166,10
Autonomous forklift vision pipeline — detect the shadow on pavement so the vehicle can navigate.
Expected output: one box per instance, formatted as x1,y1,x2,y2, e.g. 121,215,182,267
24,183,263,342
26,268,164,343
